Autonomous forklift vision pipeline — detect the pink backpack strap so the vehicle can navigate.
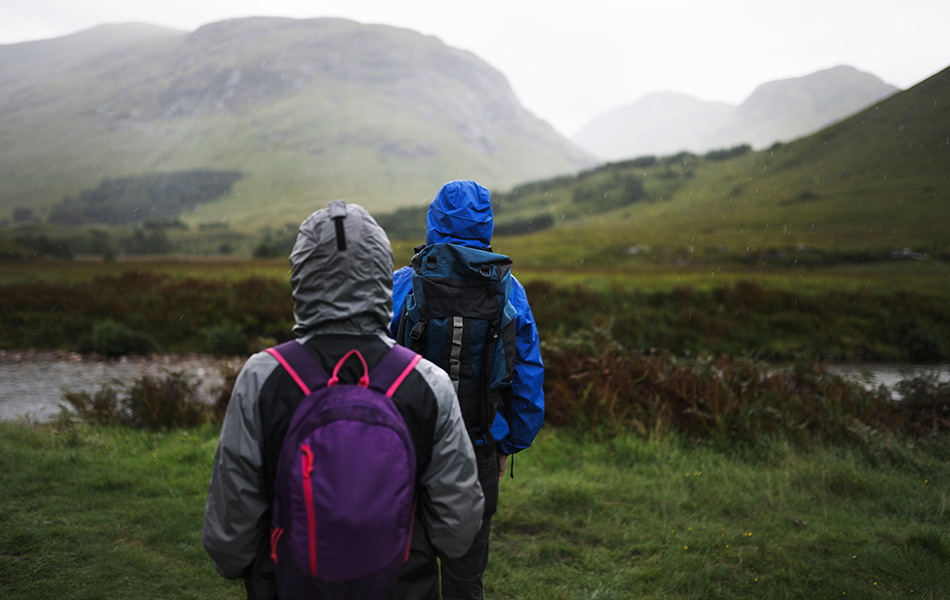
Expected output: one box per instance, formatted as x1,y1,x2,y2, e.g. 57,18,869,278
368,344,422,398
265,341,330,395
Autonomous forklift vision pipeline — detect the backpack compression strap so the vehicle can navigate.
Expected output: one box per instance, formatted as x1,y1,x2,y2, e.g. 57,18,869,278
265,341,330,394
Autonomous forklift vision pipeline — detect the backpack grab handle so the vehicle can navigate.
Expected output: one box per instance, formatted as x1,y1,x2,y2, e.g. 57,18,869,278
328,349,370,388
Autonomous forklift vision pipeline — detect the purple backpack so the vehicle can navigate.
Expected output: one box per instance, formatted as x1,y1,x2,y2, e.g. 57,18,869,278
264,341,422,600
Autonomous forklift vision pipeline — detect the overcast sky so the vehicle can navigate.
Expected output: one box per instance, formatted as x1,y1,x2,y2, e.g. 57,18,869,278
2,0,948,137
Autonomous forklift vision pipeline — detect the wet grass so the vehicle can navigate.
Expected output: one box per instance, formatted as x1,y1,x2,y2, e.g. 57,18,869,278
1,422,947,599
489,429,950,599
0,422,244,600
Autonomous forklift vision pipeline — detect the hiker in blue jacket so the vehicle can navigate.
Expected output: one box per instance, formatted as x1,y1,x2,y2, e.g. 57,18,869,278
390,179,545,600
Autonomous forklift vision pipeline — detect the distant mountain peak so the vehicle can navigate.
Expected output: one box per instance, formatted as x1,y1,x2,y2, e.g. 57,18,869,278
572,65,900,161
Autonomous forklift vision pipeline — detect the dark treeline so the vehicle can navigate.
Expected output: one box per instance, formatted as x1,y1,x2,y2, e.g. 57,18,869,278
2,274,948,363
375,205,558,241
14,227,174,260
47,170,242,225
373,205,428,242
527,280,950,362
0,272,294,356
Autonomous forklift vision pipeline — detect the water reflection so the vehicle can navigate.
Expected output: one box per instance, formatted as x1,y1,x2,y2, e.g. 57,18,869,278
0,351,241,423
828,364,950,399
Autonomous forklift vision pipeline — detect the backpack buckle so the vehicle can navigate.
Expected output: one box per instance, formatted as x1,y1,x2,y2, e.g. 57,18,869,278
410,320,426,341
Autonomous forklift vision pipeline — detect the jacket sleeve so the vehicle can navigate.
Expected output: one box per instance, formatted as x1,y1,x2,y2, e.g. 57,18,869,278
413,359,484,558
389,266,413,338
202,352,277,580
490,276,544,455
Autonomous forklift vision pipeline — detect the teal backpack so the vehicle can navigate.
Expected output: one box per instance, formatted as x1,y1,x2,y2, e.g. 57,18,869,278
396,243,518,438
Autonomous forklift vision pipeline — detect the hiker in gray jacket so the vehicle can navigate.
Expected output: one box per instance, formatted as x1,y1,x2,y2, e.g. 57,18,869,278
202,200,484,600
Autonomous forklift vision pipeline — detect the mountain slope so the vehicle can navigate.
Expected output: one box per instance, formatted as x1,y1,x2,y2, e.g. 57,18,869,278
0,18,592,230
573,66,899,161
0,23,183,92
488,65,949,268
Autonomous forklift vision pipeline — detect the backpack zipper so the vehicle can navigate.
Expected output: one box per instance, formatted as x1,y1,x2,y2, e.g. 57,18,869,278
270,527,284,564
300,444,318,576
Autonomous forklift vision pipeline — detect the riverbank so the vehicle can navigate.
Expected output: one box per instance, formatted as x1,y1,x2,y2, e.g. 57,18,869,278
2,350,947,425
0,350,244,423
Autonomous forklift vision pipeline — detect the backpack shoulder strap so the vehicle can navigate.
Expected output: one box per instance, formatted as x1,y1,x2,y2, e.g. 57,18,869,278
265,341,330,395
369,344,422,398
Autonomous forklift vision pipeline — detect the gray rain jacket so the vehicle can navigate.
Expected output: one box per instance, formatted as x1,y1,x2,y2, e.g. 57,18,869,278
202,201,484,599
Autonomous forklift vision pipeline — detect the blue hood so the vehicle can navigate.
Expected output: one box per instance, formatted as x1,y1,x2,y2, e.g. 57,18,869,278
426,180,493,248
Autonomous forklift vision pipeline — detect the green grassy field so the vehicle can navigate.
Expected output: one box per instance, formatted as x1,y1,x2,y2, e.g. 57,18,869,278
2,421,947,599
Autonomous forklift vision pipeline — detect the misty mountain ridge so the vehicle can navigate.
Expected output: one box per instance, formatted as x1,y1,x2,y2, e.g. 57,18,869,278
0,17,592,230
574,65,900,160
488,63,950,273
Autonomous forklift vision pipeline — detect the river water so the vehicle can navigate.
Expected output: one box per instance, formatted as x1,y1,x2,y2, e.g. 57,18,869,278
0,350,245,423
0,352,947,423
827,364,950,397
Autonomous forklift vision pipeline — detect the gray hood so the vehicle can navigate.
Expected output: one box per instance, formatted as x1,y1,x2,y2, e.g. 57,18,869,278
290,200,393,337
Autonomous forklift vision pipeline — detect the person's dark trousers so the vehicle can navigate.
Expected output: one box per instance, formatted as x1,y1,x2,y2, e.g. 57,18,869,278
440,441,500,600
395,500,441,600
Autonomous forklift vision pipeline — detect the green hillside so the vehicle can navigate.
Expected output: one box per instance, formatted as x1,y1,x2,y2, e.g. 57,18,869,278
474,65,950,270
0,18,591,231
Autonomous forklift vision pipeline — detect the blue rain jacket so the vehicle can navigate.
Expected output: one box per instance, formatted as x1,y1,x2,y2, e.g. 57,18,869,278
390,180,544,455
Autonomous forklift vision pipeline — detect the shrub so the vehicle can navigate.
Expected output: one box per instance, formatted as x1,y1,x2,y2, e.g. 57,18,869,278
120,228,171,255
91,321,157,356
905,322,946,362
14,235,74,260
572,175,646,210
62,385,123,426
12,207,33,222
205,324,249,356
493,214,555,237
62,371,212,430
374,205,428,241
542,335,948,447
703,144,752,161
87,320,158,357
124,372,207,429
617,155,658,168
